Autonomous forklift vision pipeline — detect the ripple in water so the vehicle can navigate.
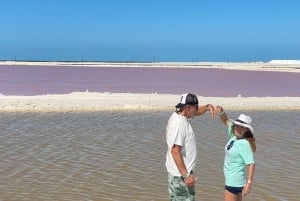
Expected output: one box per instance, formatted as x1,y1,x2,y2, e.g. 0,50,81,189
0,111,299,200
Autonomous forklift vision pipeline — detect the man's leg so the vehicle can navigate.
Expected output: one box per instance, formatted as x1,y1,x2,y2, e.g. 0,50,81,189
168,173,195,201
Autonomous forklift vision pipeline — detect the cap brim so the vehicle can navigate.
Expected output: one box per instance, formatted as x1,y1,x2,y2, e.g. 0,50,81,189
175,103,185,108
230,119,254,134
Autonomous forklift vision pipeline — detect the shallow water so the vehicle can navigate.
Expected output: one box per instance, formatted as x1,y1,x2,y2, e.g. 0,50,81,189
0,111,299,201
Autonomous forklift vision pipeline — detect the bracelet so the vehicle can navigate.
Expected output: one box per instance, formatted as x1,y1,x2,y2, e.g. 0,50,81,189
219,110,225,115
247,180,252,184
182,172,190,179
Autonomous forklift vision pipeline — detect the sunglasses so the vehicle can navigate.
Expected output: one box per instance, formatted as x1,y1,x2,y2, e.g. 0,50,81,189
226,140,234,150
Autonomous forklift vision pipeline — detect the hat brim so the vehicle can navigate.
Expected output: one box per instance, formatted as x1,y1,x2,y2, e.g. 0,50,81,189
230,119,254,134
175,103,198,108
175,103,185,108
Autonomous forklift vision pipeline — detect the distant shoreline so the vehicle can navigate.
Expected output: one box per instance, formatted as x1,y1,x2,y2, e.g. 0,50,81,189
1,60,300,73
1,92,300,112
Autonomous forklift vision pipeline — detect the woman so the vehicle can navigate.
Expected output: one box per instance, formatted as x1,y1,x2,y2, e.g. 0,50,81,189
216,106,256,201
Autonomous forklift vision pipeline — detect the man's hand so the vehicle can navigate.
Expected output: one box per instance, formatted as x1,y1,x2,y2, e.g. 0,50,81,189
206,104,216,119
184,174,196,187
196,104,216,118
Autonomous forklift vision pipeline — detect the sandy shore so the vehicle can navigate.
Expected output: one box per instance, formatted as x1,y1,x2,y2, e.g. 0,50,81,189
1,92,300,112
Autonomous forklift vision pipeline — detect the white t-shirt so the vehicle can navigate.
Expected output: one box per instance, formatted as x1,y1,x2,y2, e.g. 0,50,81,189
165,112,197,176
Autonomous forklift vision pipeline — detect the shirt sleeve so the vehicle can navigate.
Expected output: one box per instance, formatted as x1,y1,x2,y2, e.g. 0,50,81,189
239,140,255,165
167,120,186,148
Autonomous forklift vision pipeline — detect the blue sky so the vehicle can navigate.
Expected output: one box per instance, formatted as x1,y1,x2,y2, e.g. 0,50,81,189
1,0,300,62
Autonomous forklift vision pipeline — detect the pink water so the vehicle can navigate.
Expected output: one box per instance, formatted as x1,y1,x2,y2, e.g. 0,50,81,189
0,65,299,96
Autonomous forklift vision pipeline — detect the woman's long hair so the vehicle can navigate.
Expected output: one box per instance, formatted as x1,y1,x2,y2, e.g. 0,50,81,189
243,131,256,152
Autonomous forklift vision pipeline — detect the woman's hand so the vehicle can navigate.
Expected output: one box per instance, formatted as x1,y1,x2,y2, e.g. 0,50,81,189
216,105,228,126
242,182,252,197
216,105,223,113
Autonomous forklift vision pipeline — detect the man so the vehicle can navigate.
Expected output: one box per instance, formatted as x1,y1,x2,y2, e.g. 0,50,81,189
166,93,215,201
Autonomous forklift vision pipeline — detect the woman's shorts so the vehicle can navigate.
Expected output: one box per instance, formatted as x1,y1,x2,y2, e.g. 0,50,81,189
225,185,244,195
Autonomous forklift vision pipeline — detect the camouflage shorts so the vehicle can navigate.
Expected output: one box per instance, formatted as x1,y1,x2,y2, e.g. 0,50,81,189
168,173,195,201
